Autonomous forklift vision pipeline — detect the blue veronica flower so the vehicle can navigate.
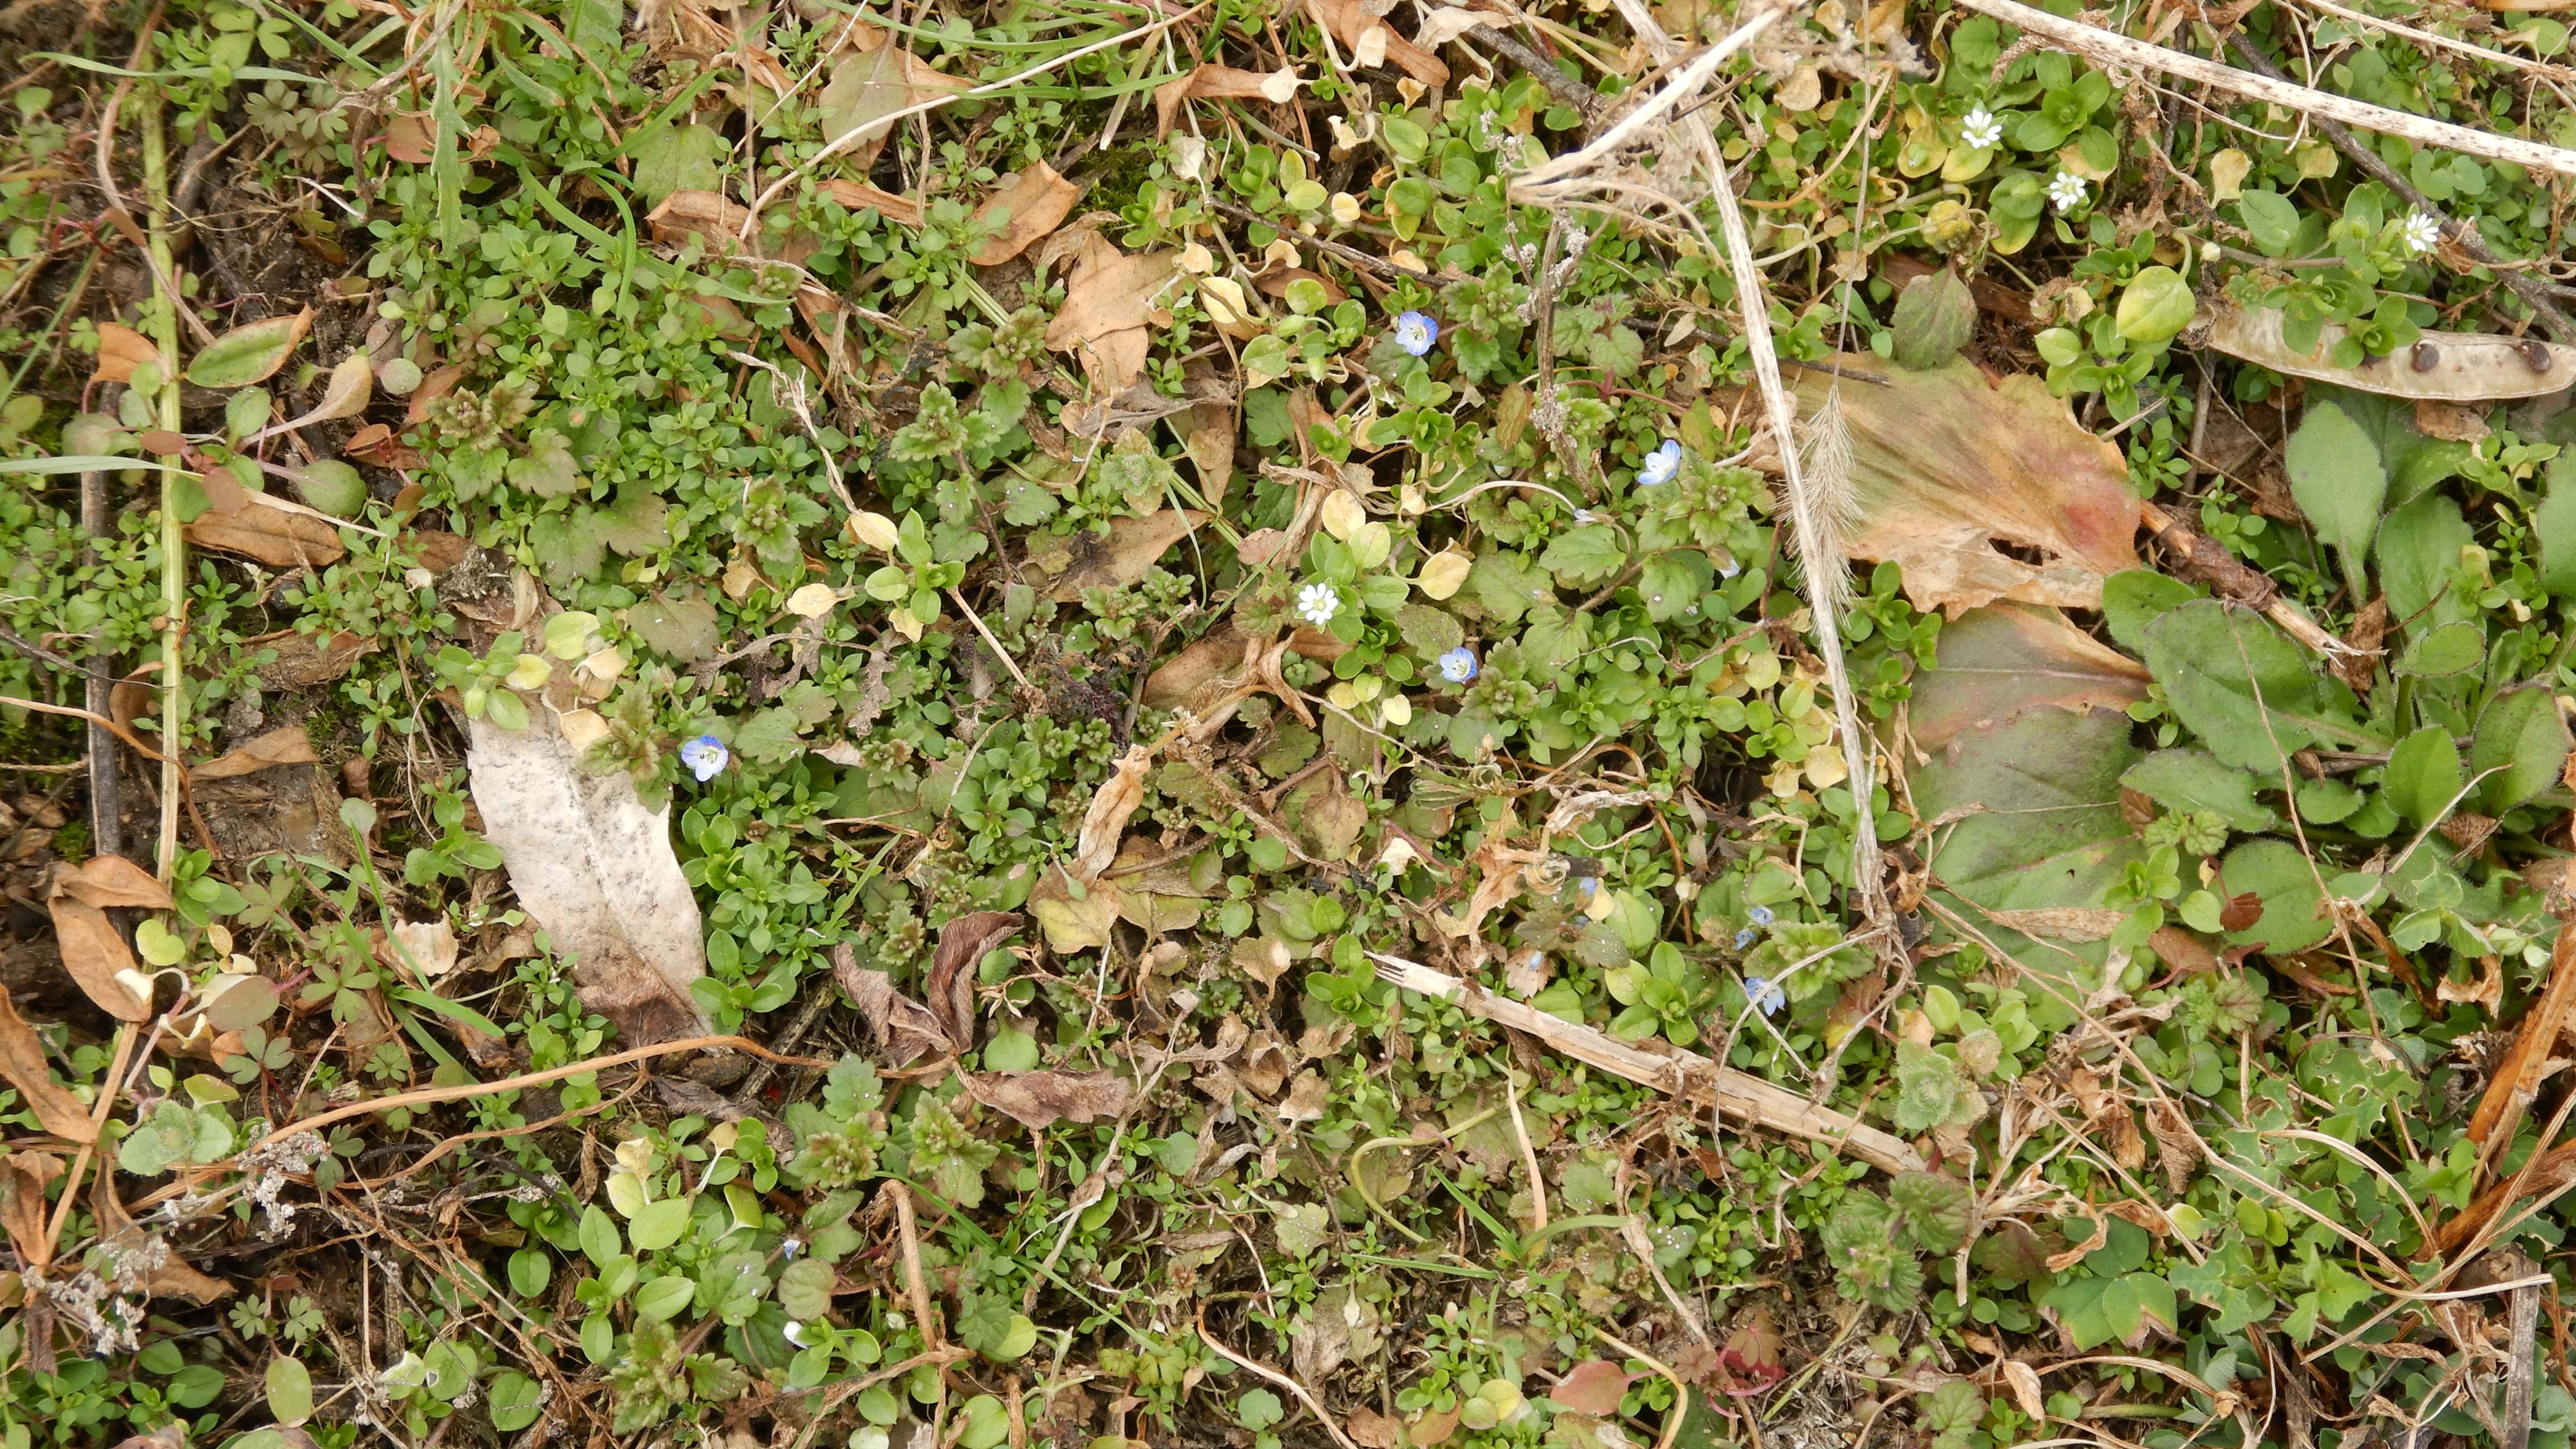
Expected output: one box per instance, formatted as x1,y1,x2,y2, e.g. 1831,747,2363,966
1637,438,1683,487
1437,646,1479,684
1747,905,1776,926
1733,928,1756,950
1394,310,1439,356
1744,976,1786,1017
679,735,728,783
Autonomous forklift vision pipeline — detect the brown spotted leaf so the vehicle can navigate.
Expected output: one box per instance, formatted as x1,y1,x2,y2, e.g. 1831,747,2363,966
962,1069,1133,1129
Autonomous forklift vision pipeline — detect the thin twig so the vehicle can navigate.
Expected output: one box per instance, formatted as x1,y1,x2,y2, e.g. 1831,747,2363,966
1198,1317,1365,1449
80,470,121,860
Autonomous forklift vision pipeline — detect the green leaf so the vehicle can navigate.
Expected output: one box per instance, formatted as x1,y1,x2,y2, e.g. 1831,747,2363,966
2535,453,2576,599
629,1195,694,1251
2114,266,2195,344
1238,1389,1286,1431
1638,550,1713,622
2394,620,2483,678
2284,401,2386,595
2236,190,2300,256
777,1257,835,1320
2376,491,2473,633
579,1205,623,1268
488,1371,544,1433
1537,524,1627,588
1395,602,1464,659
1913,705,2143,911
1888,1171,1973,1254
1892,268,1978,370
186,310,309,388
2142,601,2341,774
628,120,725,203
2385,725,2463,827
266,1356,313,1426
508,1247,553,1299
2120,750,2276,833
2101,569,2203,653
2471,685,2570,815
633,1273,697,1323
2218,839,2331,953
1892,1040,1976,1134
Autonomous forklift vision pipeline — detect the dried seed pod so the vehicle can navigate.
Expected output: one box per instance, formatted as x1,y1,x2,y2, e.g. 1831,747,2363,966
2205,302,2576,399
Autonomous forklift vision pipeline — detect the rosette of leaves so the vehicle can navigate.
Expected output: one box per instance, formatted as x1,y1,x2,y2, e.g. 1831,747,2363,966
1822,1171,1973,1310
897,1094,997,1208
605,1322,749,1433
783,1055,890,1191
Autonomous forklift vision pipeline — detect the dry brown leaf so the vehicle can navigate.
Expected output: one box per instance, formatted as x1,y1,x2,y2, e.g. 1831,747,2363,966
832,945,950,1066
92,1177,231,1303
48,855,172,1022
1071,745,1153,882
2206,303,2576,400
1279,1069,1330,1124
2144,1098,2203,1195
1780,356,2142,613
1043,243,1181,393
1977,907,2128,941
2414,399,2491,443
962,1069,1134,1129
1181,357,1237,503
0,991,95,1143
927,910,1021,1051
2466,920,2576,1148
816,41,969,172
0,1152,63,1263
969,162,1081,266
93,323,158,386
820,177,925,227
195,725,319,781
1907,603,2151,752
385,919,460,979
466,709,708,1045
1151,65,1304,137
1305,0,1450,85
184,492,347,569
2440,954,2507,1012
2000,1361,2046,1420
646,189,754,252
2147,925,2218,976
1348,1407,1406,1449
1037,508,1206,603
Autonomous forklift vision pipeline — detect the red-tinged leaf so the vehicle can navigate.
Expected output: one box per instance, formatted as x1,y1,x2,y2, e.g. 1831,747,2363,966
1546,1360,1635,1417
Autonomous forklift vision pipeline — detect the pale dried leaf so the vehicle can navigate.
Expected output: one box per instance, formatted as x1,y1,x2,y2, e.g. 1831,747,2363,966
1779,356,2142,613
1038,509,1206,602
2207,303,2576,401
817,42,969,172
1907,603,2150,752
196,725,320,780
385,919,460,979
0,1151,63,1262
1413,1,1503,47
1307,0,1449,84
1977,907,2129,941
466,710,708,1044
48,856,167,1022
1043,243,1181,392
820,177,925,227
2001,1361,2045,1420
646,189,753,251
92,1178,231,1303
963,1069,1134,1128
969,162,1082,266
93,323,158,386
0,991,96,1142
1072,745,1153,882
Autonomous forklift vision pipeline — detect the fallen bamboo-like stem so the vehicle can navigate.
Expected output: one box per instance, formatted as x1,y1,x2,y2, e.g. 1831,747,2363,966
1371,953,1926,1175
2135,500,2346,657
1954,0,2576,181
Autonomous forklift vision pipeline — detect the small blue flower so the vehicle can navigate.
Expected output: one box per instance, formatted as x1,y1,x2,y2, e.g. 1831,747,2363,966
1734,928,1756,950
780,1236,804,1259
1747,905,1775,926
1744,975,1786,1017
1437,646,1479,684
1717,553,1742,579
679,734,728,783
1636,438,1683,487
1574,876,1599,899
1394,310,1439,356
1573,509,1597,524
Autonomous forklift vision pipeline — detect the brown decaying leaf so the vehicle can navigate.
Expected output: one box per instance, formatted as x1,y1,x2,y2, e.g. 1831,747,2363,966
962,1069,1134,1129
1,1152,64,1262
2218,890,2264,933
2145,1098,2203,1195
969,162,1081,266
646,190,754,251
93,323,158,386
2148,925,2218,976
832,945,951,1066
820,177,925,227
0,991,96,1142
1547,1360,1636,1416
384,918,461,979
92,1175,231,1303
1181,357,1237,504
927,911,1021,1051
2206,302,2576,400
1347,1407,1405,1449
1304,0,1450,86
195,724,319,780
1907,603,2151,752
48,855,172,1022
1043,240,1181,393
1072,746,1153,882
1150,65,1303,138
816,39,969,173
465,710,709,1045
1038,509,1207,603
184,470,348,567
1779,355,2142,613
1977,907,2128,941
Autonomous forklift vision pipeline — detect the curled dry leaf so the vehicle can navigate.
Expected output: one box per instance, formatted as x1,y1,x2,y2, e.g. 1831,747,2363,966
93,323,158,386
195,724,320,781
2205,303,2576,400
92,1176,231,1303
969,161,1081,266
244,349,373,444
1043,239,1181,392
1547,1360,1636,1417
1,1151,64,1262
821,177,925,226
816,40,970,172
1779,354,2142,613
2000,1361,2046,1420
1152,65,1304,138
465,709,709,1045
0,990,97,1142
1305,0,1450,86
927,910,1022,1051
186,309,312,389
963,1069,1134,1129
48,855,172,1022
385,918,461,979
1035,508,1206,602
832,944,951,1067
185,468,347,568
646,190,755,252
1072,746,1153,882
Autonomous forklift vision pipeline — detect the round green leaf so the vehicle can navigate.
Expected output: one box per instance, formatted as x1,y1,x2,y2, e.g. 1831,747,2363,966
266,1355,313,1426
2114,266,2195,344
488,1370,544,1432
628,1195,694,1251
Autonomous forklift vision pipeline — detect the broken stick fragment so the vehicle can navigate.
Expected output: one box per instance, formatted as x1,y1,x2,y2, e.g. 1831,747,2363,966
1370,953,1927,1175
